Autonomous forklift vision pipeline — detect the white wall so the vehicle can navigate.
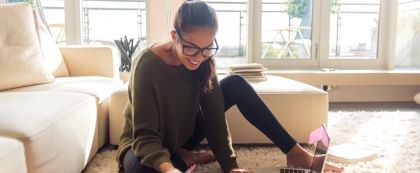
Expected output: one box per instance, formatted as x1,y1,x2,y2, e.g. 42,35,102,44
270,72,420,102
0,0,6,4
147,0,183,45
328,85,420,102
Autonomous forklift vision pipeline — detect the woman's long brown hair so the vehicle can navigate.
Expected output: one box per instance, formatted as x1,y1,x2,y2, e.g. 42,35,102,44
173,0,218,94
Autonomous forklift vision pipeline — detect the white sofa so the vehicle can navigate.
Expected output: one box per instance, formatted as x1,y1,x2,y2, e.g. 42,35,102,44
0,3,123,173
0,136,27,173
109,75,328,145
0,46,124,173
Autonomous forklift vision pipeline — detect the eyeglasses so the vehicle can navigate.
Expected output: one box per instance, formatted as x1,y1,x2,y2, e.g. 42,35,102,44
175,30,219,58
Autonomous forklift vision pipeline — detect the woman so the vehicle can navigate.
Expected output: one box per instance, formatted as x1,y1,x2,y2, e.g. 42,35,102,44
116,1,343,173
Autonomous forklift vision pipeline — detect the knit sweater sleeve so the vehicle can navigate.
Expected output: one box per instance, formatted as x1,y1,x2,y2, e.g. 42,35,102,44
130,58,171,171
200,75,239,173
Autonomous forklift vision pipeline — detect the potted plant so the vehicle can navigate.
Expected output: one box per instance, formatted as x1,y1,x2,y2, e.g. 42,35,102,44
287,0,341,26
287,0,309,19
114,36,140,83
331,0,342,14
286,0,309,26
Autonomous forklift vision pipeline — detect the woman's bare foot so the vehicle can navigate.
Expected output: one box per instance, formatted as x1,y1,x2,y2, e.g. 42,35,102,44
286,144,344,172
286,144,313,168
229,168,254,173
176,148,216,167
324,162,344,172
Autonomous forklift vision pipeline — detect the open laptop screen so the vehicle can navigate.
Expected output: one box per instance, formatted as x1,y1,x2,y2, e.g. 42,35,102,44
310,124,330,173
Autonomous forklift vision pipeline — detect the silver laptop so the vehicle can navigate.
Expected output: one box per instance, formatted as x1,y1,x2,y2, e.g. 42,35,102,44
280,123,330,173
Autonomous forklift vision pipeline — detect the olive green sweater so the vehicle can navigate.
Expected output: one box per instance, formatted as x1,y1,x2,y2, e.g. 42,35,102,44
116,48,238,172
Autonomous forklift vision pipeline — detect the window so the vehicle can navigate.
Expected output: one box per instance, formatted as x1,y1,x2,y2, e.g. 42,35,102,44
329,0,380,60
395,0,420,69
82,0,146,49
261,0,313,60
205,0,247,69
41,0,66,44
251,0,390,69
16,0,147,48
14,0,409,71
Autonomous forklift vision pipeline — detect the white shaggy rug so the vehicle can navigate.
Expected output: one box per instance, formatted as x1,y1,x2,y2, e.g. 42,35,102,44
83,103,420,173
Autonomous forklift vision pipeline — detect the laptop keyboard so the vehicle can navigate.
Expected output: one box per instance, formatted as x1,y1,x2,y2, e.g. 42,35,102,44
280,168,311,173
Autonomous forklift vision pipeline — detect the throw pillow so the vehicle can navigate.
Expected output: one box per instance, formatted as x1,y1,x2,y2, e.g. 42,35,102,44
33,9,69,77
0,3,54,90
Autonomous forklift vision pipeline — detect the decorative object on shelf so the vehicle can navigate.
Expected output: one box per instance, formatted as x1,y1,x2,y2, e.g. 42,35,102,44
228,63,268,82
114,36,140,73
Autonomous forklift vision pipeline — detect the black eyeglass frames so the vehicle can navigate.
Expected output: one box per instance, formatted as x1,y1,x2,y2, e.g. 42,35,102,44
175,30,219,58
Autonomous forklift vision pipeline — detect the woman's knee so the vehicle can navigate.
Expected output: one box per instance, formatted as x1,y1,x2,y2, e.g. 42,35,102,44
220,74,247,89
123,149,158,173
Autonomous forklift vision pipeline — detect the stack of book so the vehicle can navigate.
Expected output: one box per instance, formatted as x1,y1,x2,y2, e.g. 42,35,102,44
227,63,268,82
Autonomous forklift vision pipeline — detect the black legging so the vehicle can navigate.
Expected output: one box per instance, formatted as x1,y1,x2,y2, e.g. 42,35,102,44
122,75,297,173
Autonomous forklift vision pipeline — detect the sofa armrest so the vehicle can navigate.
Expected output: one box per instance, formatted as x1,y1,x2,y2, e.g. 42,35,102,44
60,45,120,79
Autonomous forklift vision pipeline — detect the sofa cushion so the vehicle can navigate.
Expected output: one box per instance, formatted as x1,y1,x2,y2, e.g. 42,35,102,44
33,10,69,77
0,91,97,173
0,136,27,173
4,76,123,103
0,3,54,91
4,76,124,148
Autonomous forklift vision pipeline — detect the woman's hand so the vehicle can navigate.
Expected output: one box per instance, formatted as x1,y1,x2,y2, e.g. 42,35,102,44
229,168,255,173
160,162,182,173
164,168,182,173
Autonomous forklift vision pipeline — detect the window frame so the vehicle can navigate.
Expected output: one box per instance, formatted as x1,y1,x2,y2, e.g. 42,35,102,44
62,0,146,45
60,0,399,70
250,0,397,70
251,0,320,69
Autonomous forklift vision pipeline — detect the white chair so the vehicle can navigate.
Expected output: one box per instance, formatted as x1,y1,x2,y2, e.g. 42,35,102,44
262,26,311,59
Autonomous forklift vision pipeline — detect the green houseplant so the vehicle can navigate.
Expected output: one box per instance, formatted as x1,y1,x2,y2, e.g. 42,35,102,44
287,0,341,25
331,0,342,14
287,0,309,19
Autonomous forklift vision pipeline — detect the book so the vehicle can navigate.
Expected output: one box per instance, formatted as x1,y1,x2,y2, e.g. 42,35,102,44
228,63,265,70
228,63,268,82
327,143,378,164
228,68,268,73
242,75,267,82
